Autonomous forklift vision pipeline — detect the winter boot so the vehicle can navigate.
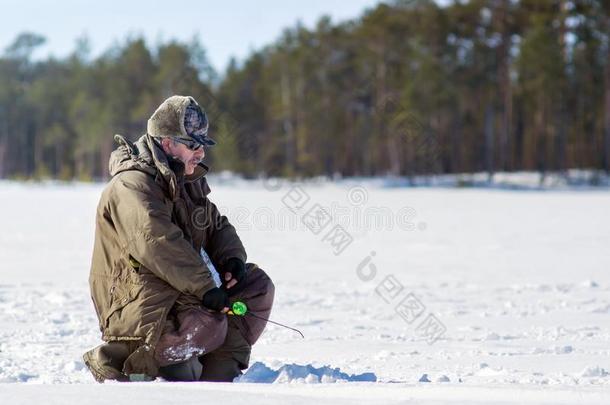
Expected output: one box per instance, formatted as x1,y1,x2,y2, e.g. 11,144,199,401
83,342,131,383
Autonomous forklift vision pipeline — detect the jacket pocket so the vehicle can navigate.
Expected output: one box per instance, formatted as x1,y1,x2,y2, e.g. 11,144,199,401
104,281,143,329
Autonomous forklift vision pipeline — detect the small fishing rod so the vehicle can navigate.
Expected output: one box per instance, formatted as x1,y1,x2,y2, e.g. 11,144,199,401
228,301,304,338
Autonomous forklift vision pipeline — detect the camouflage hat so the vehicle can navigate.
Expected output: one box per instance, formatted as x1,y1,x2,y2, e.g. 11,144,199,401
184,104,215,146
147,95,216,146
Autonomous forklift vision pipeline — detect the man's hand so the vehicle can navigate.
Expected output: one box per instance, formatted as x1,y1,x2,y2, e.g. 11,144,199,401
202,287,230,313
221,258,247,294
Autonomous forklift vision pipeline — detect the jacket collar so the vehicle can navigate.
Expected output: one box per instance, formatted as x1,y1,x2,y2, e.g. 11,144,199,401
109,133,209,201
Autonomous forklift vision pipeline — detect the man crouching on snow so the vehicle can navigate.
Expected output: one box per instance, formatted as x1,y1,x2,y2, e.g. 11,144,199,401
83,95,274,382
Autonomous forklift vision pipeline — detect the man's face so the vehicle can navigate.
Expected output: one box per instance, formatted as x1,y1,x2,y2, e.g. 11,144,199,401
161,138,205,175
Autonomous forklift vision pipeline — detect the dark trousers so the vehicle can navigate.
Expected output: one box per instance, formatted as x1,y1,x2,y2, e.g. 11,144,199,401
155,264,274,381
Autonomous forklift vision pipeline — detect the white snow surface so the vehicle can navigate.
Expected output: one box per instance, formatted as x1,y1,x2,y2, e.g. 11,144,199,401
1,178,609,404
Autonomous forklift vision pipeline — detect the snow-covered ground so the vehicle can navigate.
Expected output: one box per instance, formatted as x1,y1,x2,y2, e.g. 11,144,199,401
1,178,609,404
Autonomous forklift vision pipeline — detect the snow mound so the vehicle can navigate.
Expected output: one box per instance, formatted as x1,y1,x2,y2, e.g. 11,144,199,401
580,366,609,378
236,362,377,383
418,373,431,383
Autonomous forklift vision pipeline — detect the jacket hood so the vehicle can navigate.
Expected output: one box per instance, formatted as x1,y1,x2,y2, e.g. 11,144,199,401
108,133,208,200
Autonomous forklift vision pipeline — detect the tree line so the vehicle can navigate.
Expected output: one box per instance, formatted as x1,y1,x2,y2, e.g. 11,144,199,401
0,0,609,181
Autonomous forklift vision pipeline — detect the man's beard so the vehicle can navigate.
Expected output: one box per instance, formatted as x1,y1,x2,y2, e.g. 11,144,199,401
188,157,203,166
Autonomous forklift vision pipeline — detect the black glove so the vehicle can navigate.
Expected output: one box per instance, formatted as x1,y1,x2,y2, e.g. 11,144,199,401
220,258,247,294
202,287,229,312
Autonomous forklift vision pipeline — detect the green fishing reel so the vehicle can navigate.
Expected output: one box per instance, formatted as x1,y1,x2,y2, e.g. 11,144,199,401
230,300,248,316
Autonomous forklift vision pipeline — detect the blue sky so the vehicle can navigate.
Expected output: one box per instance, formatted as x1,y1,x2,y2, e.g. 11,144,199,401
0,0,384,72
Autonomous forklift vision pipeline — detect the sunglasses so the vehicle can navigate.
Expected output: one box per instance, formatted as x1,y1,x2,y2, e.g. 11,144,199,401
173,138,204,151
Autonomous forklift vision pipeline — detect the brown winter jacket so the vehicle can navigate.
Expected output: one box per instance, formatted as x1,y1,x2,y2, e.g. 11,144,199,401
88,131,246,376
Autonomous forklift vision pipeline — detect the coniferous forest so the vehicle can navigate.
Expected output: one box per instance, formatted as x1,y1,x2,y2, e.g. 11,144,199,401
1,0,609,180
